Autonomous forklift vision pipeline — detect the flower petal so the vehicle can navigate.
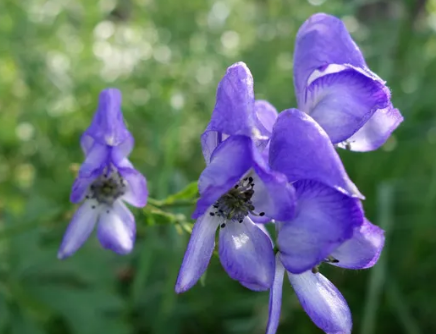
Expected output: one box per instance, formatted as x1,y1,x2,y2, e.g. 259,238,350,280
200,130,227,164
303,68,390,144
278,180,363,274
70,142,109,203
288,270,352,334
111,134,134,163
266,255,285,334
329,218,385,269
80,133,95,155
254,100,278,138
269,109,363,198
85,88,131,147
57,200,100,259
218,217,275,290
175,209,221,293
200,62,255,162
250,149,296,222
209,62,255,137
337,106,403,151
193,135,253,218
294,13,366,106
97,201,136,255
119,166,148,208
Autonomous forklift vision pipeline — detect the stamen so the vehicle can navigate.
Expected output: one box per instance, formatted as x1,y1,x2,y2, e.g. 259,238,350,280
86,165,127,205
324,256,339,263
212,173,265,226
311,266,319,274
220,223,226,228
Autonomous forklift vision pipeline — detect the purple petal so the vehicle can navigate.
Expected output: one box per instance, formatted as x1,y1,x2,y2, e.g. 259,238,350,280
80,133,95,155
70,142,109,203
175,209,220,293
85,88,131,147
269,109,363,198
337,106,403,151
330,218,385,269
254,100,278,138
278,180,363,274
200,130,227,164
97,200,136,255
194,135,253,218
209,62,255,137
288,270,352,334
266,255,285,334
294,13,366,106
111,134,134,163
57,200,100,259
200,62,256,162
250,149,296,222
218,217,275,291
119,166,148,208
303,68,390,144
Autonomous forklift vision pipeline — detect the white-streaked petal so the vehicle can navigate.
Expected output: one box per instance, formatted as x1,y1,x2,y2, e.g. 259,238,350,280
288,271,352,334
175,208,221,293
97,201,136,254
266,255,285,334
58,200,100,259
218,217,275,290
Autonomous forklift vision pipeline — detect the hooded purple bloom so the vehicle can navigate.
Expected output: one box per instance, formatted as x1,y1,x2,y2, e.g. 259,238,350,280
265,110,385,334
175,63,296,293
58,88,148,259
293,13,403,151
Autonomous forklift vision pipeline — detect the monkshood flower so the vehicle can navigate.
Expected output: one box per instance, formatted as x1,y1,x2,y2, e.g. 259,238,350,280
265,109,385,334
293,13,403,151
58,88,148,259
175,62,295,293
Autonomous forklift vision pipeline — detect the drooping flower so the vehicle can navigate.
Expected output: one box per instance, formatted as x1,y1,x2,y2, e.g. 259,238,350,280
265,109,385,334
175,62,296,293
58,88,148,259
293,13,403,151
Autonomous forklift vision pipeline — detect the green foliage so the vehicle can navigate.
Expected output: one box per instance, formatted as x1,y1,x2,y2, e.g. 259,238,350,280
0,0,435,333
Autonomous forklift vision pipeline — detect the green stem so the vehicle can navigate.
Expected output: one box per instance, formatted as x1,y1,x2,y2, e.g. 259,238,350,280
147,197,197,208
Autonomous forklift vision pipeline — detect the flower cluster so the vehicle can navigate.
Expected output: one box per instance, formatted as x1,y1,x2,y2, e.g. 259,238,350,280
58,88,148,259
175,13,401,334
58,13,402,334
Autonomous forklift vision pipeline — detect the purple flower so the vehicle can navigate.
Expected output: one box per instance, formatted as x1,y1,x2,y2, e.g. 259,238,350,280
265,109,385,334
175,63,296,293
58,88,148,259
293,13,403,151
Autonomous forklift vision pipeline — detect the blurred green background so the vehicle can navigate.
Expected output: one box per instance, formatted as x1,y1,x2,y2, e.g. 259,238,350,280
0,0,434,333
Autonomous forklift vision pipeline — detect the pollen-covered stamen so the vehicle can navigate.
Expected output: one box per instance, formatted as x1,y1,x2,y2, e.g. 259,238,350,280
323,255,339,264
88,165,126,205
210,175,265,227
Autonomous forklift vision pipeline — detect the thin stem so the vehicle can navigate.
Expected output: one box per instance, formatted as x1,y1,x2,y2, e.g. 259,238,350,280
147,197,197,208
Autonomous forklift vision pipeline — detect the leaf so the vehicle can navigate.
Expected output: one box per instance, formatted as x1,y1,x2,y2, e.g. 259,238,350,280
161,181,199,204
27,284,130,334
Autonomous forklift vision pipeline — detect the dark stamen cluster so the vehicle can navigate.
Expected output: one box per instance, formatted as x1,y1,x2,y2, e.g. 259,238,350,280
324,255,339,264
86,165,126,206
311,256,340,274
210,176,265,228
